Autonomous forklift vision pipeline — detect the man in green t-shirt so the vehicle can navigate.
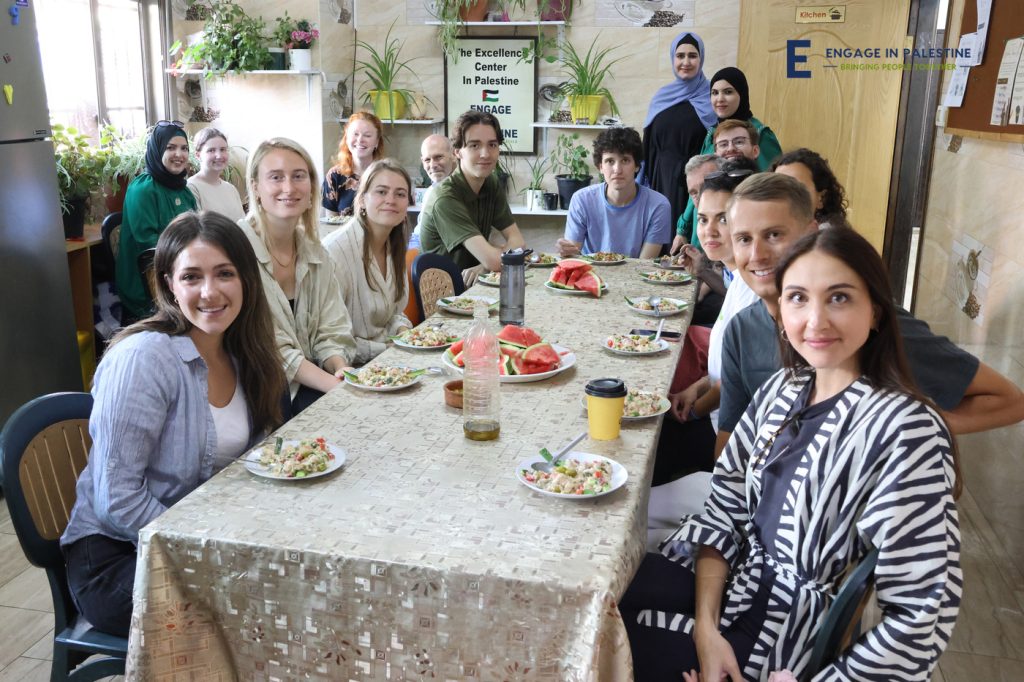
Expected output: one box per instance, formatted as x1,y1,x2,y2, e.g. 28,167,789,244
419,110,525,285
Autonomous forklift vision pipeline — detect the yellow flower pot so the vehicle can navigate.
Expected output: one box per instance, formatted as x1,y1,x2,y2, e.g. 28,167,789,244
568,95,604,125
370,90,407,120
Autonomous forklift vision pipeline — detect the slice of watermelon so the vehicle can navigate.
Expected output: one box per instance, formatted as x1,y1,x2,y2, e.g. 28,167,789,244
550,267,571,285
449,339,464,355
453,350,465,367
499,344,521,358
575,271,603,298
557,258,592,271
497,324,542,347
499,355,514,375
567,267,585,287
521,342,560,367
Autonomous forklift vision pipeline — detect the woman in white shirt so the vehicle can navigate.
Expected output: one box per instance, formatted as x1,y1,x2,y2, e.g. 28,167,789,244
238,137,357,412
323,159,413,364
187,127,245,221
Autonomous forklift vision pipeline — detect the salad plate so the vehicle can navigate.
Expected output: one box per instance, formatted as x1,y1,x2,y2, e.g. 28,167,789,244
527,253,561,268
580,252,627,265
477,271,531,287
437,295,498,315
652,255,689,270
580,391,671,421
244,438,346,480
639,270,692,285
390,327,458,350
624,295,689,317
516,451,627,499
602,334,670,356
343,366,425,392
442,344,576,383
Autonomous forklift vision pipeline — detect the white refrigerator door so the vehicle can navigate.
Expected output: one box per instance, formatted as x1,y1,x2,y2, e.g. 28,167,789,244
0,0,51,141
0,139,81,426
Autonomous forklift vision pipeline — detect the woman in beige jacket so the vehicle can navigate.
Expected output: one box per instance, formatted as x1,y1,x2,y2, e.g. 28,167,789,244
323,159,413,364
238,137,356,411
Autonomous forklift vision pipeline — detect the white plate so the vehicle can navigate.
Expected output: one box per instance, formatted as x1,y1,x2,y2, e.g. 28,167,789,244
639,271,692,285
319,216,345,225
516,451,628,499
580,394,671,421
652,257,688,271
544,280,609,296
442,343,577,383
343,369,424,392
437,295,498,315
580,253,627,265
601,336,671,356
391,336,456,351
527,254,561,268
244,440,347,480
624,296,689,317
477,273,531,288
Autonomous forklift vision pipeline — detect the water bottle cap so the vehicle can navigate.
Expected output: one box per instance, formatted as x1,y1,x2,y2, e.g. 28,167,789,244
585,378,626,398
501,247,533,265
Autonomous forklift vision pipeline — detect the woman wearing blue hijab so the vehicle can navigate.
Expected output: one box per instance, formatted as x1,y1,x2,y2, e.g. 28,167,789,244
641,32,718,225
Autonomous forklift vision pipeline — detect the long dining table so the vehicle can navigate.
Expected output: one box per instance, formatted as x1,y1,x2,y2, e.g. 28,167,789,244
125,260,697,681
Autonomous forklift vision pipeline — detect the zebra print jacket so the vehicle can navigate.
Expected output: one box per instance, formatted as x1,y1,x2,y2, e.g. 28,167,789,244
659,370,961,681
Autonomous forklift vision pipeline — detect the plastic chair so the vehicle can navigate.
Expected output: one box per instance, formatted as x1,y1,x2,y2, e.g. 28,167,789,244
411,252,465,321
0,392,128,681
403,248,422,326
801,548,880,681
100,212,122,271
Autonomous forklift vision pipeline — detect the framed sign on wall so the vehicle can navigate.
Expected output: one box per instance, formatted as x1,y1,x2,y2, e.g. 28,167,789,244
444,37,538,154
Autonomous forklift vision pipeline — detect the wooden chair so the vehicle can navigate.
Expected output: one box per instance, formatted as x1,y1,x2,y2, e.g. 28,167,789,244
801,548,880,681
411,252,465,321
137,247,156,299
0,392,128,681
100,212,121,270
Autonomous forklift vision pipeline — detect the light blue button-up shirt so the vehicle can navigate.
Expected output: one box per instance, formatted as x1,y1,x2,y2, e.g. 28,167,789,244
62,332,251,547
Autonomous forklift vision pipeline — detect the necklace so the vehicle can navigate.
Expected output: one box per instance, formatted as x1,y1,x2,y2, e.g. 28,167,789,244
269,237,296,269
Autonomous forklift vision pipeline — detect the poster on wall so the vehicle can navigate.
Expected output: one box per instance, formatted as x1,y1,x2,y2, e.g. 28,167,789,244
596,0,695,27
445,37,537,154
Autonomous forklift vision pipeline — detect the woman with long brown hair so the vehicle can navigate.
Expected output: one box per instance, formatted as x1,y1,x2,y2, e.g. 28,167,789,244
61,211,287,637
322,111,385,218
622,226,961,681
323,158,412,364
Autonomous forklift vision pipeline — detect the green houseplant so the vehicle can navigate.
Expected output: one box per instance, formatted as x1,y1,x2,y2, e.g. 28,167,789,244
169,0,271,75
551,132,591,210
356,21,427,121
53,124,108,238
99,123,147,212
558,36,621,124
521,155,550,210
434,0,489,61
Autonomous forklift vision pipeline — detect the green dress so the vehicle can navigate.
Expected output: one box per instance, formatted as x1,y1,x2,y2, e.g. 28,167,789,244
677,117,782,247
116,173,197,320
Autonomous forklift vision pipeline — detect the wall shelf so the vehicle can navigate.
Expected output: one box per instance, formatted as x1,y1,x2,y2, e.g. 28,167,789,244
166,69,323,108
409,203,567,217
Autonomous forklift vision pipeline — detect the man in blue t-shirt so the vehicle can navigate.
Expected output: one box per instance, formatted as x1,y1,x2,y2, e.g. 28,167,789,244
557,127,671,259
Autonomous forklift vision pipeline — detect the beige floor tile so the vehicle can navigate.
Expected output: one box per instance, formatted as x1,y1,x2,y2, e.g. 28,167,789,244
932,663,946,682
0,656,52,682
0,504,13,535
946,556,1024,660
0,534,30,587
939,651,1024,681
0,606,52,670
0,567,53,612
21,630,52,661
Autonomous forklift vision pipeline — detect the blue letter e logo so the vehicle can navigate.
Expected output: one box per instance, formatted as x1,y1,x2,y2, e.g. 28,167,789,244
787,39,811,78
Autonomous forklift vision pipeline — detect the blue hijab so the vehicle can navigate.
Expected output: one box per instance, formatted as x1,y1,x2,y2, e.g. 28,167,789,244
643,32,717,129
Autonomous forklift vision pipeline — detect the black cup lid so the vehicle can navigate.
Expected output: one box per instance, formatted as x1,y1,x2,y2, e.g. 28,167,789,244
501,247,533,265
585,378,626,398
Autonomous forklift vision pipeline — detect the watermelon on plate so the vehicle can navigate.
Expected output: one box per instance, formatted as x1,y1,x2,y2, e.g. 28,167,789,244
574,272,603,298
499,354,515,375
453,351,465,367
449,339,464,355
497,324,542,347
556,258,592,271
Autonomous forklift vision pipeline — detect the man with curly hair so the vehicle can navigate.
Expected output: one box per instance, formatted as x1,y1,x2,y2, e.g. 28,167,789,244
557,126,671,259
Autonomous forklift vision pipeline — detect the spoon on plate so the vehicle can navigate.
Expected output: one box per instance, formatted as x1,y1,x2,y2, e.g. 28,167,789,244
647,295,663,310
533,431,587,473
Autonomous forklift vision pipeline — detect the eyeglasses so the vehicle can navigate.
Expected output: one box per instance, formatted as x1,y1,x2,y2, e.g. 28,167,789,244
155,120,185,129
704,169,754,181
714,137,751,151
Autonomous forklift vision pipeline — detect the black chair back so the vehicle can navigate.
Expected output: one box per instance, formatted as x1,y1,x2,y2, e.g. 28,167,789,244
411,252,466,320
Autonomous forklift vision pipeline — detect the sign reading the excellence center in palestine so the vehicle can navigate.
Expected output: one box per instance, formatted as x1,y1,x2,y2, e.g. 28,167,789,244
445,37,537,154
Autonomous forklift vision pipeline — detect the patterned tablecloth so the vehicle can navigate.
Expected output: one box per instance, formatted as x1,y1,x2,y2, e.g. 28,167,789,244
126,261,697,681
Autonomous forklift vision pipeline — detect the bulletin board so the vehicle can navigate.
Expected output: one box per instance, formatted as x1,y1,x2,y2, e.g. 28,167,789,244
946,0,1024,142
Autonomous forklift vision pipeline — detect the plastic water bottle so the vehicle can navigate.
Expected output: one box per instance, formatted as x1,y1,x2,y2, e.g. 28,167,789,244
463,300,501,441
499,247,530,327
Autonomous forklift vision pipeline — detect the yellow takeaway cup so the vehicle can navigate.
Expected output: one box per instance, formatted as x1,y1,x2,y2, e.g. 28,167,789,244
585,378,627,440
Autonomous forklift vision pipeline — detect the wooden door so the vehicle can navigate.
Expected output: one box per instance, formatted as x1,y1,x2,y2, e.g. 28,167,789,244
738,0,911,250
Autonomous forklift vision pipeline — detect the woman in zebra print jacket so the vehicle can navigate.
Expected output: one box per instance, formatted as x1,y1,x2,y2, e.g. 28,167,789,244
621,226,961,681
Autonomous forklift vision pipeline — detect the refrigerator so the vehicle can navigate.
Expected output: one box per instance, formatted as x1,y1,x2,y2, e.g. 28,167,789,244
0,2,83,429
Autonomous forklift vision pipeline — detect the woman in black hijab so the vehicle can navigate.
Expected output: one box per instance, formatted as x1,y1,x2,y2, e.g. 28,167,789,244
116,121,198,323
699,67,782,170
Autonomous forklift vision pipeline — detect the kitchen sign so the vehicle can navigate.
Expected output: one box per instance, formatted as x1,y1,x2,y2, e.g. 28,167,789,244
445,37,537,154
795,6,846,23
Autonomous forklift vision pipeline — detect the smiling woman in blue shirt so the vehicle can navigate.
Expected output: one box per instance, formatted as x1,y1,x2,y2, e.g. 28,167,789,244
60,211,287,638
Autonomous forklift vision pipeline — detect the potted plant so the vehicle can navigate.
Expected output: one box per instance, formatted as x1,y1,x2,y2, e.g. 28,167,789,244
282,17,319,71
99,124,147,212
53,124,108,238
558,36,620,124
356,21,426,122
168,0,271,75
551,132,591,210
433,0,489,61
538,0,576,21
521,156,549,211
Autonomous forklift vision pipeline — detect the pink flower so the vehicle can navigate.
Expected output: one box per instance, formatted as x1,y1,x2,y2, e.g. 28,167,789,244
767,671,798,682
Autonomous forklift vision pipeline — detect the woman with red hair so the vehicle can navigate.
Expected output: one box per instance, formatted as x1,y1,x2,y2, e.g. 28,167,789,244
322,111,384,218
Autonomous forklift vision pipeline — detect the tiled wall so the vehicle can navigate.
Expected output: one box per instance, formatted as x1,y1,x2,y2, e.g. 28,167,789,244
916,0,1024,575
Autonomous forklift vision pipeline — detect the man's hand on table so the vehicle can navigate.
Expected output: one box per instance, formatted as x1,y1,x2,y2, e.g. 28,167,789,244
462,265,485,287
557,238,581,258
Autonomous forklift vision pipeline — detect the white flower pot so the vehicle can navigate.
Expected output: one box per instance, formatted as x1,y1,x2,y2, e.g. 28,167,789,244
289,48,312,72
525,189,544,212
